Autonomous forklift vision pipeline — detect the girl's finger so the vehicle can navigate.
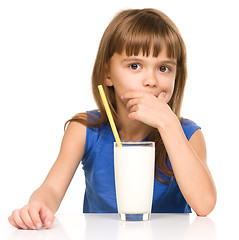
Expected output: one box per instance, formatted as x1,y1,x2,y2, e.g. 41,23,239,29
40,207,54,229
157,91,166,101
28,206,43,229
129,104,138,113
8,215,20,229
121,91,144,100
11,209,28,229
20,207,37,229
126,98,140,111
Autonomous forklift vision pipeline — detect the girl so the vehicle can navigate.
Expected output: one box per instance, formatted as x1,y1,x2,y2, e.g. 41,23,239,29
8,8,216,230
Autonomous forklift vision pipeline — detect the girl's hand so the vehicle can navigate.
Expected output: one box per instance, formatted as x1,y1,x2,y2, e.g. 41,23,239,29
122,91,179,130
8,200,54,230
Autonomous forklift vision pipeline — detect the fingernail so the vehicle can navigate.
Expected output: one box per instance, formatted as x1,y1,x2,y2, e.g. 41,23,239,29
36,223,41,229
47,221,51,227
121,95,123,99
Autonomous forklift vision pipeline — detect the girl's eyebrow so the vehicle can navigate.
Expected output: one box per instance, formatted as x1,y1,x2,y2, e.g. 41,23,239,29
121,57,143,63
161,60,177,65
121,57,177,65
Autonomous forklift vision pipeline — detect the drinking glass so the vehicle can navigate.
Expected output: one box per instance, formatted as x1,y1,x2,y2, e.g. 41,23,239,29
114,141,155,221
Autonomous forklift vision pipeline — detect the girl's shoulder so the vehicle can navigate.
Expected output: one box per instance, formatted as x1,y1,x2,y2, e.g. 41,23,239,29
87,109,101,119
82,110,111,162
86,110,110,133
180,118,201,141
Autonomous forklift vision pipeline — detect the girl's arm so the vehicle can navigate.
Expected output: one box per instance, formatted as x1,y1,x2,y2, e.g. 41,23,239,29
123,91,217,216
8,121,87,229
159,120,217,216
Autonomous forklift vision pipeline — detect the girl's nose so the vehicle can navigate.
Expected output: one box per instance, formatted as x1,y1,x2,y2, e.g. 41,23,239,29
143,72,158,88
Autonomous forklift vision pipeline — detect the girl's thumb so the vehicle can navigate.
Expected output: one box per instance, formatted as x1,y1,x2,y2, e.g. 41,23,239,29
158,91,166,100
44,219,53,229
41,207,54,229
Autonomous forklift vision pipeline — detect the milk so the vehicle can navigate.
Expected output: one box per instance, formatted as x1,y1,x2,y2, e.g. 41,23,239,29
114,142,155,220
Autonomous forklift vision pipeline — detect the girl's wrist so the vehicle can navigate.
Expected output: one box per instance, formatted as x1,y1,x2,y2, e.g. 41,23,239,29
156,115,181,136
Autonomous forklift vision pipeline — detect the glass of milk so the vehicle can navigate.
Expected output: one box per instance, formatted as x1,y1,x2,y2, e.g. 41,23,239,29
114,141,155,221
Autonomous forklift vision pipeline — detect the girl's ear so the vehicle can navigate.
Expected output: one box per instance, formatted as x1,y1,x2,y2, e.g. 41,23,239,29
105,65,113,86
105,76,113,86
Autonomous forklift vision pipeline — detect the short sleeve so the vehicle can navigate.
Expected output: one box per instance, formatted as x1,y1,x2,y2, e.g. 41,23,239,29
180,118,201,140
81,110,101,165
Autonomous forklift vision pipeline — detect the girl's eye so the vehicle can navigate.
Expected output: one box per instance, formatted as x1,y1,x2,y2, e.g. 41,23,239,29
158,66,170,72
129,63,141,70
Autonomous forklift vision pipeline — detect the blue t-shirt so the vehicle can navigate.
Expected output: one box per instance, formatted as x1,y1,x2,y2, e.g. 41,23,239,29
81,110,201,213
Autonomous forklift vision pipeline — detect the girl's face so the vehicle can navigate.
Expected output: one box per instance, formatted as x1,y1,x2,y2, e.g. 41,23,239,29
105,46,177,108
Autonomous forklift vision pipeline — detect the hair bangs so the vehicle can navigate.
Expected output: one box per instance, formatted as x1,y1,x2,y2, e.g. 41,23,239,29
109,10,182,61
123,33,165,57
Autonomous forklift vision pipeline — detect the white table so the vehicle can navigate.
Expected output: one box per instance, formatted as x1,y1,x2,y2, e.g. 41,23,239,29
0,212,235,240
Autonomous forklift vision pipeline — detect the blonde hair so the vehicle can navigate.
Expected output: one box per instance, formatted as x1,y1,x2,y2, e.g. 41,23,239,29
65,8,187,183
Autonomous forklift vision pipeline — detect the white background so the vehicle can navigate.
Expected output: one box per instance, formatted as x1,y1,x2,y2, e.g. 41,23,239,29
0,0,238,221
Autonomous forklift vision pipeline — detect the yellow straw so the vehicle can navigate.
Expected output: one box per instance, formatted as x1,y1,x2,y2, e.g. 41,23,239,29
98,85,122,147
